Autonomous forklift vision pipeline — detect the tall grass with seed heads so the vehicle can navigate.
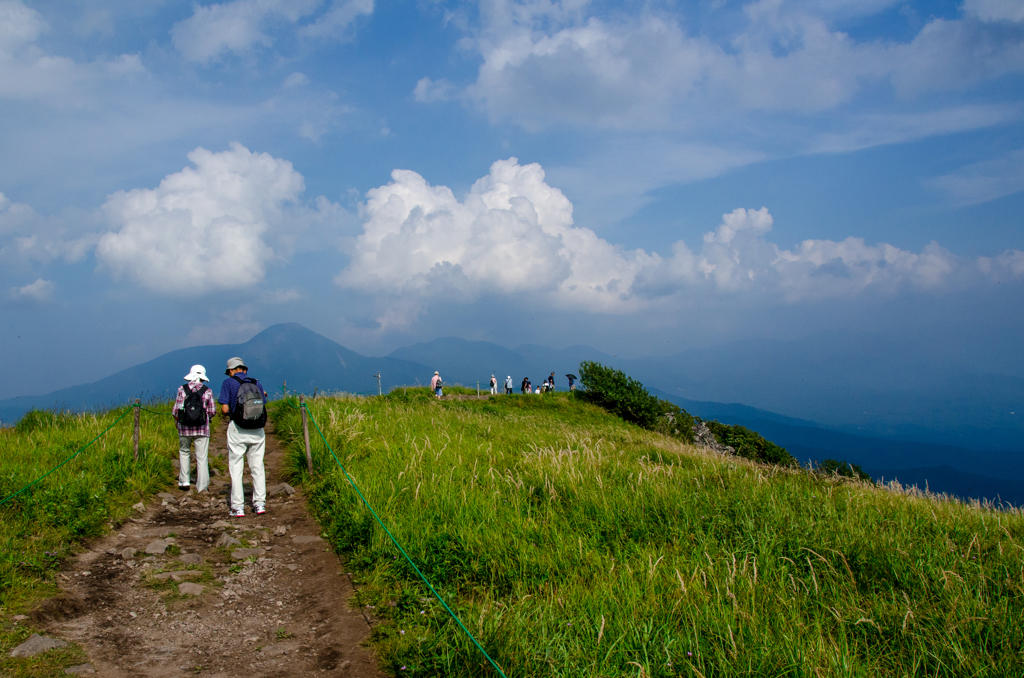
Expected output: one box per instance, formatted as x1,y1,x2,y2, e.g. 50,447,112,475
273,392,1024,677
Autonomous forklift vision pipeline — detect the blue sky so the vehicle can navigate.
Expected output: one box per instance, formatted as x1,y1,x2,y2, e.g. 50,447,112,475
1,0,1023,403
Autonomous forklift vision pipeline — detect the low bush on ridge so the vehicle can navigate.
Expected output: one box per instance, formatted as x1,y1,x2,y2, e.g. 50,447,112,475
577,360,796,465
703,420,796,466
577,360,695,443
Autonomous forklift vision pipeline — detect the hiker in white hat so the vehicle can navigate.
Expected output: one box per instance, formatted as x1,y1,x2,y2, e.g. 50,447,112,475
430,370,443,398
171,365,216,493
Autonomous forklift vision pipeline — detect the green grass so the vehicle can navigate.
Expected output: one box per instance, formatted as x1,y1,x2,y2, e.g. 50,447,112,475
273,393,1024,678
0,404,182,676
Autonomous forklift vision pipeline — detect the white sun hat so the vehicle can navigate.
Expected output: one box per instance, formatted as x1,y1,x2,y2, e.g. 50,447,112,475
184,365,209,382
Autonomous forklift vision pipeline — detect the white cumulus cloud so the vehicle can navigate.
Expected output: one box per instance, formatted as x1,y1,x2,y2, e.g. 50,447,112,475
337,158,655,313
338,159,968,324
95,143,306,295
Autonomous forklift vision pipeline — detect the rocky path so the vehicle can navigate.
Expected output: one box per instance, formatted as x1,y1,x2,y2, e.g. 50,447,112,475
37,420,382,678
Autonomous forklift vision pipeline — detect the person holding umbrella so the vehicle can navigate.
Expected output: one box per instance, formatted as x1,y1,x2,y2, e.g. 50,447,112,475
566,373,577,391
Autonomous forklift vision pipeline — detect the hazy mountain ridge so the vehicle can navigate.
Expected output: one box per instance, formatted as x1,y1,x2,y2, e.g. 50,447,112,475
0,324,432,423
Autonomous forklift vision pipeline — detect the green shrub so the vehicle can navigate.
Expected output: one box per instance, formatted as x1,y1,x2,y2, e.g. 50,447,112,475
578,361,696,443
704,420,796,466
14,409,77,434
819,458,873,482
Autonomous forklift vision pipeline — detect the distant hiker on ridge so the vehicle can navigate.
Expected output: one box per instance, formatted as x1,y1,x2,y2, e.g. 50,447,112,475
504,375,513,395
490,374,497,395
218,357,268,518
548,372,556,392
172,365,216,493
431,371,443,398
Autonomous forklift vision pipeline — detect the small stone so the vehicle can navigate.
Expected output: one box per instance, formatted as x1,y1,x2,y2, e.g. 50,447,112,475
156,493,177,503
286,564,298,571
9,634,69,657
260,643,297,657
120,547,137,560
152,572,173,581
178,582,205,596
80,571,91,577
141,527,174,538
210,520,231,529
216,533,241,548
64,663,96,674
290,535,322,544
268,483,296,497
106,548,119,555
132,502,145,511
272,526,287,536
171,570,203,582
12,615,28,621
178,553,203,565
231,548,265,560
141,556,157,563
145,540,168,555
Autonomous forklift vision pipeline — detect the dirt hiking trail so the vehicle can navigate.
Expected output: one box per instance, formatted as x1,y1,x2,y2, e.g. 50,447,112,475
37,419,383,678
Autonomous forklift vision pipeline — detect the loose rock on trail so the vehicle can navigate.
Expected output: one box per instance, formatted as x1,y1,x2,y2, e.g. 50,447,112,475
35,420,382,678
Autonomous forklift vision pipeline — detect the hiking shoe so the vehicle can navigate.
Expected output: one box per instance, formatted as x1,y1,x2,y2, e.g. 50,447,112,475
230,507,245,518
178,485,190,491
254,503,266,515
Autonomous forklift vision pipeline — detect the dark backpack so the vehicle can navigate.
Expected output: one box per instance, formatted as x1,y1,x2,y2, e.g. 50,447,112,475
231,375,267,429
179,384,208,428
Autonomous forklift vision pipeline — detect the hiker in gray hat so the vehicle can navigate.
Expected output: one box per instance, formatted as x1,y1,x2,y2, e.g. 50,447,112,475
217,357,268,518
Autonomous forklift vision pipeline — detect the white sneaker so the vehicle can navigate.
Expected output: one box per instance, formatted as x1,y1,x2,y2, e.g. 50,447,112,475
230,507,245,518
254,503,266,515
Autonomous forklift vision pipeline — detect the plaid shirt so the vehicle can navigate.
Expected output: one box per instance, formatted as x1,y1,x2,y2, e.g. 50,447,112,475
172,380,216,437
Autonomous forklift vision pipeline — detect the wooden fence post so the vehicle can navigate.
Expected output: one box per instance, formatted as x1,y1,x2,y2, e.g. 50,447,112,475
300,394,313,474
133,398,140,461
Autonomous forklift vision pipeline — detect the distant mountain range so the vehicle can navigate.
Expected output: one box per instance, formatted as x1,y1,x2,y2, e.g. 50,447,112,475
2,323,1020,505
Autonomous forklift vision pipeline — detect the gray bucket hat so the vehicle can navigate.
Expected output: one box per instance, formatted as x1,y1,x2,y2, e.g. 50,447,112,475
225,357,247,375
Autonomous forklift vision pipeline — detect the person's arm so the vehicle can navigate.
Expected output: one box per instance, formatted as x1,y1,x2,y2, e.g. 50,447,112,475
172,386,184,420
217,379,231,415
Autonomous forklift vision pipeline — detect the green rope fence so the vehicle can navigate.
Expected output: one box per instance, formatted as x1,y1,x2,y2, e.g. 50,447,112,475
0,407,135,508
302,402,510,678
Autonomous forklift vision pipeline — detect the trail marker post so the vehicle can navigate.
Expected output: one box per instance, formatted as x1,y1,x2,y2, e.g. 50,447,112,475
477,381,480,395
299,395,313,474
373,372,381,396
133,399,140,461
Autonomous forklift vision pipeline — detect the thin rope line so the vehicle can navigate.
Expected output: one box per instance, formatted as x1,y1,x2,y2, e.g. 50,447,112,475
0,407,134,508
304,404,509,678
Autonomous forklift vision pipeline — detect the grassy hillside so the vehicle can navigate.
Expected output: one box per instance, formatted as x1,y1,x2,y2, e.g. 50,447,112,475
274,391,1024,678
0,405,180,675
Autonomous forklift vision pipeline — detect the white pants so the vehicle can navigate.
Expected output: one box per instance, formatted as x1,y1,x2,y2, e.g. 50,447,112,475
178,435,210,492
226,422,266,510
490,385,497,394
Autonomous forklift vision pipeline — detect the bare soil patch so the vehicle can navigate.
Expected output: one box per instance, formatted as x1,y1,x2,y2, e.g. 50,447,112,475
38,419,382,678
